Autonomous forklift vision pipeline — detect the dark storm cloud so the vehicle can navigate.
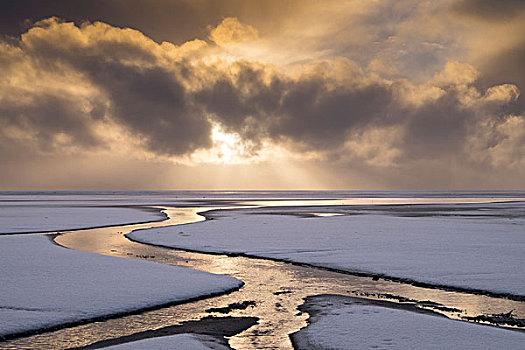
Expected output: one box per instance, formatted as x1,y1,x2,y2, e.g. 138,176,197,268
194,61,398,151
190,54,398,153
0,18,214,156
1,16,523,177
0,93,101,152
6,17,401,158
403,92,471,158
194,62,285,145
274,80,394,150
195,59,484,163
90,62,211,155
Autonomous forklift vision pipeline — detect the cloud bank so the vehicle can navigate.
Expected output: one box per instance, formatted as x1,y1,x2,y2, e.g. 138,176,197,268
0,0,524,189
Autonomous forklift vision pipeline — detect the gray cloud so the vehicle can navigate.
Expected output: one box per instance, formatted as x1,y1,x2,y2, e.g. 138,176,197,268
453,0,525,21
0,92,102,152
2,18,214,156
273,79,394,150
89,62,211,155
0,13,523,189
402,92,471,159
2,18,521,158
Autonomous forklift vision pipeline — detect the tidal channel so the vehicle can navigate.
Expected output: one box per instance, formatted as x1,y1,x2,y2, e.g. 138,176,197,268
3,203,524,349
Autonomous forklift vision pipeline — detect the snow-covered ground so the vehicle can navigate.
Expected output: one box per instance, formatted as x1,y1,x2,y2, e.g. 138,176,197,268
129,202,525,296
2,191,523,233
0,234,242,337
291,295,525,349
105,334,229,350
2,191,524,208
0,206,165,234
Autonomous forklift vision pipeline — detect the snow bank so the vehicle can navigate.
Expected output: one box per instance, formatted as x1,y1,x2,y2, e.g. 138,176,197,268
291,295,525,349
105,334,229,350
0,234,242,337
0,206,164,234
130,204,525,295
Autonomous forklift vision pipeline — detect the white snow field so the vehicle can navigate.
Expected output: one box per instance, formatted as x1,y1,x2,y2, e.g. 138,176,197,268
2,191,523,234
130,203,525,296
0,234,242,337
105,334,229,350
291,295,525,350
0,205,165,234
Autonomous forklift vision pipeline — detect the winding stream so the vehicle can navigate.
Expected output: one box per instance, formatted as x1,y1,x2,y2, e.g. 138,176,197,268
2,203,525,349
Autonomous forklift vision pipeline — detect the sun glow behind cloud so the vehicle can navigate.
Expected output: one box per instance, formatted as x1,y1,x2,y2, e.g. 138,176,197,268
0,1,524,189
186,122,310,166
189,123,247,164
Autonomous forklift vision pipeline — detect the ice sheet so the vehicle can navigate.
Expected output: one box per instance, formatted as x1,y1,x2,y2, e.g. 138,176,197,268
130,203,525,295
0,234,242,337
292,295,525,349
0,206,165,234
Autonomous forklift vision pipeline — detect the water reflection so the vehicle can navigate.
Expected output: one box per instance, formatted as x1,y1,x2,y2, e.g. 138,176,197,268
3,204,524,350
242,197,525,207
309,213,345,217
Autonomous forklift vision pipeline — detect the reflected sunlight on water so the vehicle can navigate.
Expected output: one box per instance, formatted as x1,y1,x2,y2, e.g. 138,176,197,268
3,201,524,350
242,197,525,207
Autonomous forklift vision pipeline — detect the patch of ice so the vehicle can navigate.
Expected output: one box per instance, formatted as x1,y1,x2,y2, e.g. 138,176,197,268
0,234,242,337
292,296,525,349
130,203,525,295
0,206,164,234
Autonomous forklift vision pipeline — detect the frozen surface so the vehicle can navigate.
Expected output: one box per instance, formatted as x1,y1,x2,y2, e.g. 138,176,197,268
2,191,523,233
130,203,525,295
0,234,242,337
2,191,524,208
105,334,229,350
0,206,165,234
292,295,525,349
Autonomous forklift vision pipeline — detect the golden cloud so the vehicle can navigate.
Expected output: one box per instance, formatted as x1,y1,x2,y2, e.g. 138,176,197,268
209,17,259,46
0,5,523,189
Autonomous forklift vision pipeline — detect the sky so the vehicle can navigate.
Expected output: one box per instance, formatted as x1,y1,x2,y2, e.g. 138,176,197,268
1,0,524,190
